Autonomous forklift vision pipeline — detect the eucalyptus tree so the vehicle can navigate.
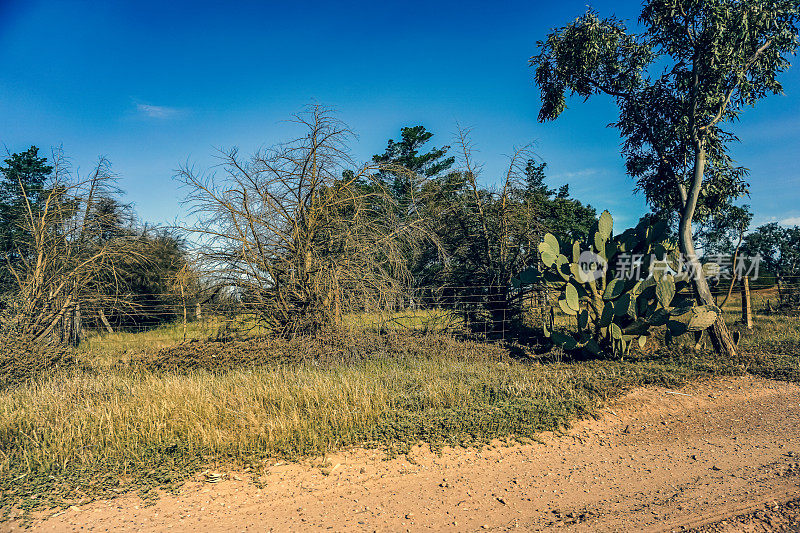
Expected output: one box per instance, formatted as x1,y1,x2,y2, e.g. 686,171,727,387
697,203,752,256
530,0,799,356
697,203,752,307
742,222,800,276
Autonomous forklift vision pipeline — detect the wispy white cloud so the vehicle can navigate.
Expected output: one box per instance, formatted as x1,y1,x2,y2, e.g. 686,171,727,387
552,168,601,180
135,103,182,119
779,216,800,226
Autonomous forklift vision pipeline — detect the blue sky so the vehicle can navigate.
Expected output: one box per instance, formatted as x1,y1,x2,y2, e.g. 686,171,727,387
1,0,798,229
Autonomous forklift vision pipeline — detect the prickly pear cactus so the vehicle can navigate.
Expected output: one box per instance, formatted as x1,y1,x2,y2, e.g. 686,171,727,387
511,211,721,358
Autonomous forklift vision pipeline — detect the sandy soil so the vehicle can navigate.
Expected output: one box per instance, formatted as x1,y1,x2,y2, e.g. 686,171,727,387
690,497,800,532
16,375,800,532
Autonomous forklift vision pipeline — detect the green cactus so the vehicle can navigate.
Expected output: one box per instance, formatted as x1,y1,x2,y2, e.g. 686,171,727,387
511,210,721,358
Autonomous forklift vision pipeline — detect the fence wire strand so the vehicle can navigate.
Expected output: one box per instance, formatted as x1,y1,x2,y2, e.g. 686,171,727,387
76,277,800,353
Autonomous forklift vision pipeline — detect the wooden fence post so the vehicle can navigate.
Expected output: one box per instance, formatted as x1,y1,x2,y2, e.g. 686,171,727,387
740,276,753,330
98,308,114,333
180,281,187,343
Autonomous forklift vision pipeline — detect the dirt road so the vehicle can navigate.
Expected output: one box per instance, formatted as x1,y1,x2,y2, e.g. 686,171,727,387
22,375,800,532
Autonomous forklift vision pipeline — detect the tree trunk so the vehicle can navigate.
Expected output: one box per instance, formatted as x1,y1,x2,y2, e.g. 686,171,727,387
719,231,744,309
71,302,83,346
679,145,737,358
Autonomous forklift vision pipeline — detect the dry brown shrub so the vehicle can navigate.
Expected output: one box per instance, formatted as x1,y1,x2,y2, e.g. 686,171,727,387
0,333,75,389
132,331,509,374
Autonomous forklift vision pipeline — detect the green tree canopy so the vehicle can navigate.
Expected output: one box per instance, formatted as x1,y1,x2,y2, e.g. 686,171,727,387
742,222,800,275
372,125,455,212
697,203,752,255
0,146,55,285
522,160,597,242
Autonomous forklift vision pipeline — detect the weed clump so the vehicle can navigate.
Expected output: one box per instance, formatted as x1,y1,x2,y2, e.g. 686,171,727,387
132,331,509,373
0,332,75,390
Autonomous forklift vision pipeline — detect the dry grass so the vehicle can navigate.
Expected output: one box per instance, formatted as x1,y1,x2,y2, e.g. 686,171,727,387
78,319,227,367
78,309,459,368
1,307,798,520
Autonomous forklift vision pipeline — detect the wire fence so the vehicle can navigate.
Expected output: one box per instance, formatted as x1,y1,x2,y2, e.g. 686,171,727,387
77,275,800,352
709,274,800,314
79,285,544,342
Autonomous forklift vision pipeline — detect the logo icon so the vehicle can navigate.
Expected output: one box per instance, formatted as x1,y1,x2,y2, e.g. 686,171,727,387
577,250,607,283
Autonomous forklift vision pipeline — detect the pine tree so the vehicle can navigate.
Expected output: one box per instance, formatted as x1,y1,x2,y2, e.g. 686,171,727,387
0,146,54,290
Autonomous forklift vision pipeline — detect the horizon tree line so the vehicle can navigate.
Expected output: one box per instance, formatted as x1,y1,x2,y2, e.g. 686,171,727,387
2,109,798,344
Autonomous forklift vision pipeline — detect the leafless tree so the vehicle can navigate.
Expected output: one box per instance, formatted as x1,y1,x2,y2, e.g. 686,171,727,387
1,150,146,345
178,105,439,336
446,126,542,331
